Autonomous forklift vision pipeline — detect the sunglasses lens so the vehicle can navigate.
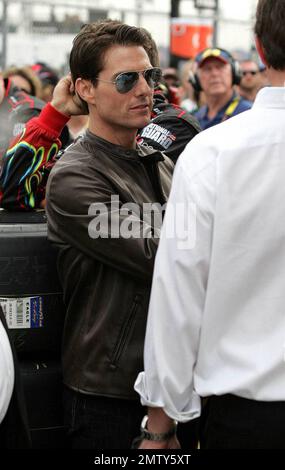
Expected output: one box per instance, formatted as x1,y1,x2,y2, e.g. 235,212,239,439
115,68,162,93
116,72,138,93
243,71,257,76
144,68,162,88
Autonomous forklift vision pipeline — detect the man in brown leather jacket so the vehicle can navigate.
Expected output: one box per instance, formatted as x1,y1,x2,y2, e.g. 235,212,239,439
45,20,173,449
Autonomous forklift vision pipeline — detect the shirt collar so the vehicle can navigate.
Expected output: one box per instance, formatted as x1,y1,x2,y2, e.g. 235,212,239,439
253,86,285,109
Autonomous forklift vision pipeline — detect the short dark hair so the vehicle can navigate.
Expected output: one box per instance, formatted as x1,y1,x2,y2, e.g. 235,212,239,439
254,0,285,70
69,19,158,85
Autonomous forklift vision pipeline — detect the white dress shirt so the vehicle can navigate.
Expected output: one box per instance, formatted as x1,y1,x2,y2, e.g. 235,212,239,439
135,87,285,422
0,321,14,424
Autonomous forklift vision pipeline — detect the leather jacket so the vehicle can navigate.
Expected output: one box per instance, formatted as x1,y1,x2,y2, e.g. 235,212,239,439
46,130,173,399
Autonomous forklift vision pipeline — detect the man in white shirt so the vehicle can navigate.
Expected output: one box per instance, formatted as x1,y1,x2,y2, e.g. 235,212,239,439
135,0,285,449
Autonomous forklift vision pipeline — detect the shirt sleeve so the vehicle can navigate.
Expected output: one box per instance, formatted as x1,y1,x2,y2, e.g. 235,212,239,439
138,116,200,165
135,141,217,422
0,103,70,211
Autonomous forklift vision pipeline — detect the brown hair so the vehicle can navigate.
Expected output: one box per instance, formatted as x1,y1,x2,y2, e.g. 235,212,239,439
69,19,159,85
254,0,285,70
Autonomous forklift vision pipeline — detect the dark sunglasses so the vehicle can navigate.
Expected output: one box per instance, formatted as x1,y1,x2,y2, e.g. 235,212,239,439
96,67,162,94
242,70,258,76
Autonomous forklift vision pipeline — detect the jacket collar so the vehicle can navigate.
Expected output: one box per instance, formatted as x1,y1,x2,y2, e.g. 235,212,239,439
84,129,165,162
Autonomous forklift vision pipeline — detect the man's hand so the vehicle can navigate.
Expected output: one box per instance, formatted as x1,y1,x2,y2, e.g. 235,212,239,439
51,74,88,117
136,407,181,450
138,435,181,449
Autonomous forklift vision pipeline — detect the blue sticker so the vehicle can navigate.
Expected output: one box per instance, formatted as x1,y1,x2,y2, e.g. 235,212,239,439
30,296,44,328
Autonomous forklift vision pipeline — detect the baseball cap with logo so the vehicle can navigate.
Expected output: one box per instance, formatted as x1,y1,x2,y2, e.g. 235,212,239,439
195,48,233,68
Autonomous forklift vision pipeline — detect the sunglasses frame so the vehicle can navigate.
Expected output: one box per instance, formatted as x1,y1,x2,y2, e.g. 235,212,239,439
96,67,162,94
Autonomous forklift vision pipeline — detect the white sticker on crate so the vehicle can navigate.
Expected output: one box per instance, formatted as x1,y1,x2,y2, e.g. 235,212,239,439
0,296,44,329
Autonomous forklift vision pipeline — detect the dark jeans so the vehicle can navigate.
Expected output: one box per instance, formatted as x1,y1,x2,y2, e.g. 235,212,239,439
63,386,199,450
63,386,145,449
177,419,199,449
200,394,285,449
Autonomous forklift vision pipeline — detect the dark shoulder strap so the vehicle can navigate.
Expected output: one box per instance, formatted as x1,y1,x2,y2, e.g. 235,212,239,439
174,108,201,134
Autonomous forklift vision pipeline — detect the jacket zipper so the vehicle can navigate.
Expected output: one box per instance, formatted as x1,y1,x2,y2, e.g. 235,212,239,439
110,295,141,368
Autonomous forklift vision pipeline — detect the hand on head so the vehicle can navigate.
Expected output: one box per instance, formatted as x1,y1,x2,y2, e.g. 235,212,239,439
51,74,88,117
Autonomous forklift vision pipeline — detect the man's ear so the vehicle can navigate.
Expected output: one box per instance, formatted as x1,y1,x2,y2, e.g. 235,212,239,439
75,78,96,106
255,36,268,68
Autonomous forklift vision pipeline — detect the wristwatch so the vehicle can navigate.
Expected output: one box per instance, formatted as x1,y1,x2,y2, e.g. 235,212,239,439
139,415,177,442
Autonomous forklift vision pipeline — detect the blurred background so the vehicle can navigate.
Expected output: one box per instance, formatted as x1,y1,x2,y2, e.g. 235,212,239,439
0,0,259,74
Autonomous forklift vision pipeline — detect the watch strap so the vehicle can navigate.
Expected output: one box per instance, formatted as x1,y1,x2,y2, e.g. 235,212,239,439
140,415,177,442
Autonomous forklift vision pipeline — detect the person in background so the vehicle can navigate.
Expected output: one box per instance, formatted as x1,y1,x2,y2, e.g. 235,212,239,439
192,47,252,130
162,67,180,88
237,59,262,102
161,67,182,106
31,61,88,140
2,66,42,98
66,113,89,140
135,0,285,450
0,69,71,205
258,62,271,88
0,70,44,163
137,81,200,164
179,59,200,113
31,62,60,103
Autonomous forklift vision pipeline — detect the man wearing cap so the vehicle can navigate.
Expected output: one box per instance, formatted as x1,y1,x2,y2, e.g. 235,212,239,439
192,47,252,130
